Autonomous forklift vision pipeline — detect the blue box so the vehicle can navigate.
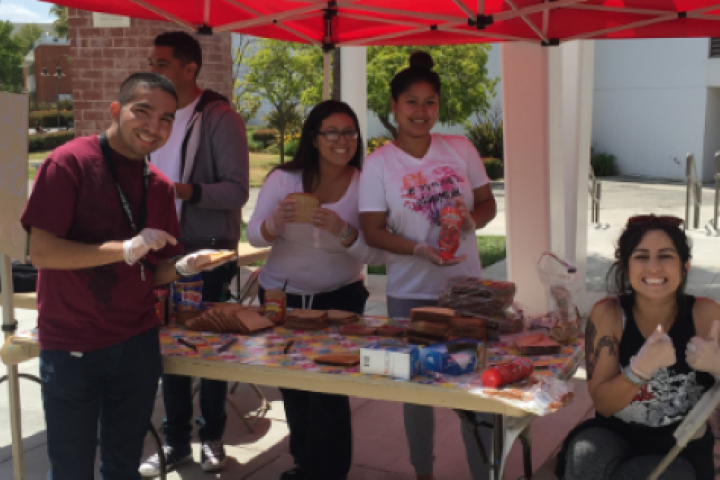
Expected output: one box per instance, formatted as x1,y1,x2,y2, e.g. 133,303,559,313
419,339,486,376
360,341,420,381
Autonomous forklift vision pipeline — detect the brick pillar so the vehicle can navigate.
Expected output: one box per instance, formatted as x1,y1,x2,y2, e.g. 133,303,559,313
68,9,232,138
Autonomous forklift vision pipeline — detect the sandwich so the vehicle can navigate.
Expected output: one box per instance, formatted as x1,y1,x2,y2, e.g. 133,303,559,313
186,304,273,334
284,309,329,330
286,192,320,223
514,332,561,355
449,317,487,341
339,324,377,336
327,310,359,325
410,307,456,325
377,325,407,338
407,321,450,345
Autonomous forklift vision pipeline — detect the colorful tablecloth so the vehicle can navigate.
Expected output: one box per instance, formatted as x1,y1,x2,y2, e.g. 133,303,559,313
162,315,584,415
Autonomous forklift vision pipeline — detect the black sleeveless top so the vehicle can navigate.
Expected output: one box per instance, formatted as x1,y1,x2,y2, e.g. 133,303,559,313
615,294,715,428
555,294,717,479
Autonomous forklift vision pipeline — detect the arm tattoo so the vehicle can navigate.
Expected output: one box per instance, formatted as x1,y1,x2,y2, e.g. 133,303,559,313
585,319,618,381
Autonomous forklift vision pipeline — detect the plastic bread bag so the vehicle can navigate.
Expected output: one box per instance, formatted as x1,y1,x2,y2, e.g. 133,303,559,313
439,276,517,314
536,252,583,340
454,303,524,341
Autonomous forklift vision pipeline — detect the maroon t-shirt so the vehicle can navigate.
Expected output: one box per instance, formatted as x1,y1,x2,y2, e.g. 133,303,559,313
21,135,183,351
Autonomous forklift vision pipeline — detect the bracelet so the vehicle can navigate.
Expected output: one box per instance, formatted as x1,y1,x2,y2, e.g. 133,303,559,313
622,365,649,387
339,223,353,243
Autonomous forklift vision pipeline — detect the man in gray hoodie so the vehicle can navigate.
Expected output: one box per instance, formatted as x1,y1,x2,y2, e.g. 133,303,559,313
139,31,249,477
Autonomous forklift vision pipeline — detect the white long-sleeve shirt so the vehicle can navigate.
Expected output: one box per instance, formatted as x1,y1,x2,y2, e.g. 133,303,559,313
247,168,386,295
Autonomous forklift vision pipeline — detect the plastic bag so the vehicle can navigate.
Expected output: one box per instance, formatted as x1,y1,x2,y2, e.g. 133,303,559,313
536,252,583,339
439,276,516,314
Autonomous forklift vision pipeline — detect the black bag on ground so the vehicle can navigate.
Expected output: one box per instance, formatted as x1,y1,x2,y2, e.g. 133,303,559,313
0,262,38,293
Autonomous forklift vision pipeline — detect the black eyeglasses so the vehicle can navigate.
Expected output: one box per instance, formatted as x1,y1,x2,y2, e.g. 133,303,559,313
317,130,359,142
627,215,684,228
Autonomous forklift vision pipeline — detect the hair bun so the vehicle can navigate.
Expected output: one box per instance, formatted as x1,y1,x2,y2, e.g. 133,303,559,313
409,51,434,70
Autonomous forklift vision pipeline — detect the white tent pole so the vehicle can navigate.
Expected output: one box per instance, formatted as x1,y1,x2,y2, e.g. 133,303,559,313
340,47,367,145
562,40,595,315
1,255,24,480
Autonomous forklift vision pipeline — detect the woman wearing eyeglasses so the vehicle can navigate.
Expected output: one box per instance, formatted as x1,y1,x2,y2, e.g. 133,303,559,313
247,100,385,480
359,51,497,480
557,215,720,479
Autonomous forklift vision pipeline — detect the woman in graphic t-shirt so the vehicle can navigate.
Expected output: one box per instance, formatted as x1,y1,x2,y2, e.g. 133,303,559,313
556,215,720,479
359,51,497,480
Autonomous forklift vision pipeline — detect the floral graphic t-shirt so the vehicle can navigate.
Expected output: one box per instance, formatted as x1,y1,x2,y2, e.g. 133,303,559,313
359,134,490,300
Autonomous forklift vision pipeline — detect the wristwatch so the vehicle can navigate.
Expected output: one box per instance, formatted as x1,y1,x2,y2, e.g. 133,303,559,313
622,365,649,387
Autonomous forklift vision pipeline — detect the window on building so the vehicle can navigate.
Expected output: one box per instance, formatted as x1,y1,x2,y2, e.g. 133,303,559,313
710,38,720,58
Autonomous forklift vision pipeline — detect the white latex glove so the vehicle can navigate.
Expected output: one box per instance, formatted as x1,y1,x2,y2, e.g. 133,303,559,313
123,228,177,266
175,249,237,277
686,320,720,377
455,197,476,233
630,325,677,380
264,198,297,237
311,207,348,237
413,242,467,267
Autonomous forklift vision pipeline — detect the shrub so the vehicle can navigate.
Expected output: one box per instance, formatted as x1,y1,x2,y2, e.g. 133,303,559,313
58,99,74,111
29,131,75,152
252,128,278,147
591,150,617,176
466,108,503,160
266,144,280,154
367,135,392,154
483,158,504,180
248,139,265,153
29,111,74,129
284,138,300,157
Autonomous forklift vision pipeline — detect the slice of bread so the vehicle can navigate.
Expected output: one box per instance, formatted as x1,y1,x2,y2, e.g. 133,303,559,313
194,250,237,269
286,192,320,223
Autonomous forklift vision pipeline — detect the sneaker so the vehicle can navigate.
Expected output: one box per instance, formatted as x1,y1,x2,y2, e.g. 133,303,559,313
280,466,308,480
138,445,192,477
200,439,228,472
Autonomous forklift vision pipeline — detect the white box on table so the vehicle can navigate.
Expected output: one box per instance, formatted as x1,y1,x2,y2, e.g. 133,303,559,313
360,342,419,381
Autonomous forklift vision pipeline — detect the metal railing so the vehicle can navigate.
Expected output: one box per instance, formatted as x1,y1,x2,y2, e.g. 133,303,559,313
685,154,703,230
589,166,602,223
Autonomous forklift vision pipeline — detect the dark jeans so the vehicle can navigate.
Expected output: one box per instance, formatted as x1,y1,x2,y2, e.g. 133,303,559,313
260,280,369,480
40,326,162,480
163,262,236,448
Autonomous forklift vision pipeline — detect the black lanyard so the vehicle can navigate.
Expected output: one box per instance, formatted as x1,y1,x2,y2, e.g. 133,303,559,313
98,132,150,233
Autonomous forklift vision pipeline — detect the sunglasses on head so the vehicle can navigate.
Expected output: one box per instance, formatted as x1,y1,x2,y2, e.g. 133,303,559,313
627,215,684,228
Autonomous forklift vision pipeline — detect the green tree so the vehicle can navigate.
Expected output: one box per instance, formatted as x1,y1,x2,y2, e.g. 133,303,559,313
13,23,44,56
0,21,24,93
367,45,497,138
50,5,69,39
232,35,261,123
243,39,322,163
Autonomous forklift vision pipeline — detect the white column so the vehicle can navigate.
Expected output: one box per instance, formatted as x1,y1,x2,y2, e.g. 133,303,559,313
501,42,554,315
501,41,594,315
339,47,367,147
562,41,595,314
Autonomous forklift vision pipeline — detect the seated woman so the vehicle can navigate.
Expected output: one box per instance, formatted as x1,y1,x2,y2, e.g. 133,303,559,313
557,215,720,480
247,99,385,480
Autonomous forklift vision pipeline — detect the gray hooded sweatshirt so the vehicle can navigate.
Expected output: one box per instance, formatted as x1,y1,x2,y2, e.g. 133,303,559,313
178,90,249,252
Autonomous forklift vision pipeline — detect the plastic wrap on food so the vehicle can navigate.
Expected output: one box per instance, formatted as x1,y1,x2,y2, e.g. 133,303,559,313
455,303,524,340
439,276,516,314
433,371,575,416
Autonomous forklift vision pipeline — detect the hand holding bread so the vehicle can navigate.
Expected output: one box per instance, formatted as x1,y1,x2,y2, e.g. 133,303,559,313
312,207,348,237
286,193,320,223
176,249,237,277
264,198,298,236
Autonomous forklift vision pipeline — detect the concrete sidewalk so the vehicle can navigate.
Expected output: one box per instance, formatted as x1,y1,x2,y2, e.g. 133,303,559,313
2,177,719,479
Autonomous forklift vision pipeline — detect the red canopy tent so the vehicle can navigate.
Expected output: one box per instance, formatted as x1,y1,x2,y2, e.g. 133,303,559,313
39,0,720,45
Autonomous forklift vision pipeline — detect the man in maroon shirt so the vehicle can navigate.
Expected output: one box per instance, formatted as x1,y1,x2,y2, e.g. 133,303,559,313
20,72,233,480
